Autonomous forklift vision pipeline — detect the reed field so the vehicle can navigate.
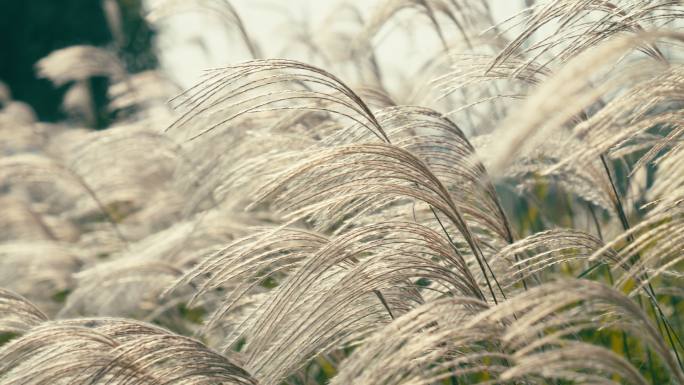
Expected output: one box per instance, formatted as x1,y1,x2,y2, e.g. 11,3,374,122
1,1,684,384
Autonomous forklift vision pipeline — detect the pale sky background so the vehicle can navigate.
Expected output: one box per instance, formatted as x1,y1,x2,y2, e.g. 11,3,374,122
149,1,527,89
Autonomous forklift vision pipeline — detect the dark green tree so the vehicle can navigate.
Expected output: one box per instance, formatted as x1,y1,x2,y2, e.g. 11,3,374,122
0,0,157,128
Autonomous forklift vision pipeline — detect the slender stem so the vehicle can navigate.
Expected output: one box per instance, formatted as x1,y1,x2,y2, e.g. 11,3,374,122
430,206,488,302
600,154,684,371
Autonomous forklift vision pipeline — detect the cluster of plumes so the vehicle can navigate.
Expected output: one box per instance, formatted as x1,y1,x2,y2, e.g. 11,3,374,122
2,0,684,384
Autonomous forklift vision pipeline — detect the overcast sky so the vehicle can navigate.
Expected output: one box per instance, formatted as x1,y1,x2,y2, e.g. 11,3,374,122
150,1,527,88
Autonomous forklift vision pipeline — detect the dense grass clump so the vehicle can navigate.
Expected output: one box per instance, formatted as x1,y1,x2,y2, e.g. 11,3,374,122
1,1,684,384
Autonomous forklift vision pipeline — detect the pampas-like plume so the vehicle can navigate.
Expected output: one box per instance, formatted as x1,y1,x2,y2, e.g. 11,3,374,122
175,221,484,385
0,289,47,335
489,0,678,72
332,279,684,385
488,32,684,175
494,228,621,288
0,294,257,385
0,320,258,385
35,45,125,86
167,59,388,142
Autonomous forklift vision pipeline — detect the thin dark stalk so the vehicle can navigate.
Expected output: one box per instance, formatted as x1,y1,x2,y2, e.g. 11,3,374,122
582,193,641,376
373,289,395,319
587,202,603,240
600,154,684,371
430,206,488,302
